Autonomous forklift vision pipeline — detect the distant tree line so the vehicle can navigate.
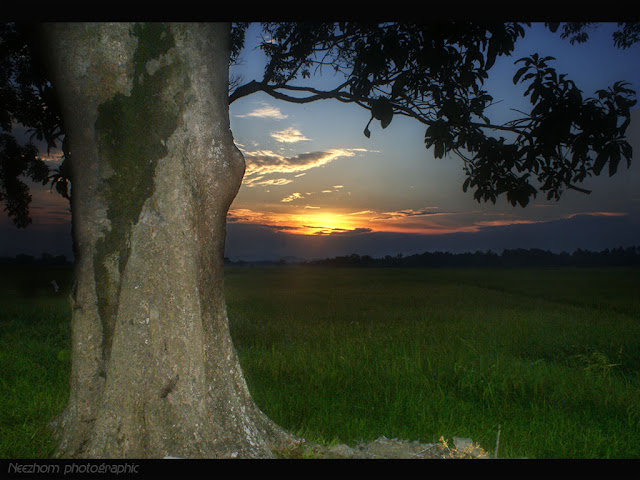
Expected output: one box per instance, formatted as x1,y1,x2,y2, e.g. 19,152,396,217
301,246,640,268
0,252,70,265
4,247,640,268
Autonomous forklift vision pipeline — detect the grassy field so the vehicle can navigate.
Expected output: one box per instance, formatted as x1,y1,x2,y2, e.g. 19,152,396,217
0,265,73,458
1,265,639,458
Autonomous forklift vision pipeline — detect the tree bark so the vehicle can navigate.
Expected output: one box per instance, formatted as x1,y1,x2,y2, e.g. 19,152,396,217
40,22,297,458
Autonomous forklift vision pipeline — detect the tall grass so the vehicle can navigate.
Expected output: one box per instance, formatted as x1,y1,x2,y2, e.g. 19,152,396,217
225,267,640,458
1,265,639,458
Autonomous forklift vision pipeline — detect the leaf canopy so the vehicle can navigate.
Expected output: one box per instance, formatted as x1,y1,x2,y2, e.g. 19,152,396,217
1,21,638,228
230,21,637,208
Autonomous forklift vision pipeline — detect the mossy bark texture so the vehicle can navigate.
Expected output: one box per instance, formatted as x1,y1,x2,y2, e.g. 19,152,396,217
41,22,297,458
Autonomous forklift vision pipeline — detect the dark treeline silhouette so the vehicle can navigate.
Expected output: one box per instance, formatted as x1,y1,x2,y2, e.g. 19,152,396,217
301,246,640,268
0,252,71,266
4,247,640,268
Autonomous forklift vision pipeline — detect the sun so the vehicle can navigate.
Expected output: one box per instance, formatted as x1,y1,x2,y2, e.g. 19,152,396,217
290,211,358,235
227,206,374,236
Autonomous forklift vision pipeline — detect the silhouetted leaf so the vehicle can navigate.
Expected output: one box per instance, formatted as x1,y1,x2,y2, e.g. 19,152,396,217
608,145,621,176
620,141,632,167
371,97,393,129
513,65,530,84
434,140,444,159
546,22,561,33
593,148,609,175
485,49,497,70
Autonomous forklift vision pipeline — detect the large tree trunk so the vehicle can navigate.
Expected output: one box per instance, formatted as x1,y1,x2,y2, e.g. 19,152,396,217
40,22,297,458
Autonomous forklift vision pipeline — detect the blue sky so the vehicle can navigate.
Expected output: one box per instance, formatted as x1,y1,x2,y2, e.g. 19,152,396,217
2,23,639,261
225,23,640,260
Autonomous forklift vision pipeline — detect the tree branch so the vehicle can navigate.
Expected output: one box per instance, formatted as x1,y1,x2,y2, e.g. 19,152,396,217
230,80,536,145
229,80,263,104
566,183,592,194
230,80,356,105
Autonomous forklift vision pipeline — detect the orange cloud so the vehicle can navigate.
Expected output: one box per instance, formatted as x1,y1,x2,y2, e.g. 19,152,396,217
566,211,628,218
227,205,479,237
474,219,539,227
373,208,443,220
244,176,293,187
229,203,633,239
281,192,303,203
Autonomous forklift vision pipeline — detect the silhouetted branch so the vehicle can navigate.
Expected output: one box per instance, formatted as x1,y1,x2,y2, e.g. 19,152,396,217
566,184,592,195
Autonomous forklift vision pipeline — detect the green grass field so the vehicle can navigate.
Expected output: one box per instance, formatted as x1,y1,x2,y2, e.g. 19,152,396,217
1,265,639,458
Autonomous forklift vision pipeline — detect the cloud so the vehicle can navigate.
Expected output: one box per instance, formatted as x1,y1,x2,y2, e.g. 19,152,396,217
40,150,65,166
236,104,288,120
280,185,345,204
225,211,640,262
374,207,443,220
227,206,370,237
226,208,266,224
244,177,293,187
271,127,310,143
347,210,375,216
244,149,362,176
281,192,304,203
227,208,304,233
319,227,373,236
255,224,300,232
566,211,628,218
475,219,540,228
309,226,373,236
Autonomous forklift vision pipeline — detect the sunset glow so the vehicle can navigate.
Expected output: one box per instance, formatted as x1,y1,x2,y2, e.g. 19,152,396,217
220,23,640,260
227,206,597,237
228,208,365,235
2,23,639,261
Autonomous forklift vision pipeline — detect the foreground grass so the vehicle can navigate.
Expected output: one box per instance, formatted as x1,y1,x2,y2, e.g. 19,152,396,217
0,266,73,458
1,265,639,458
225,267,640,459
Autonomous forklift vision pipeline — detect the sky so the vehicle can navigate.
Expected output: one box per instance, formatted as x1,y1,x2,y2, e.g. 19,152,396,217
2,22,640,261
